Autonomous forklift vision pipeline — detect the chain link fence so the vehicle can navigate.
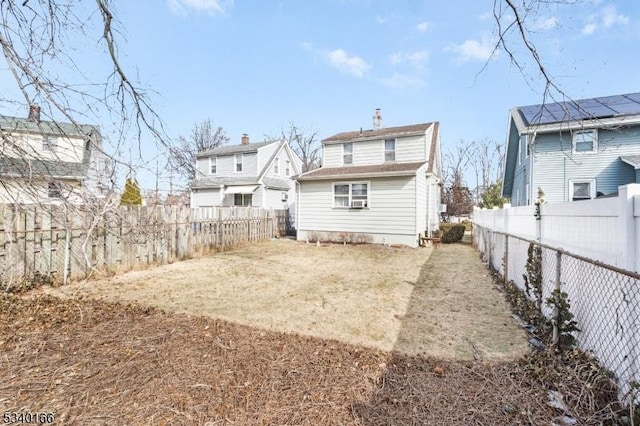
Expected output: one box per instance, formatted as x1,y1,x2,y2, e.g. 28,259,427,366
474,224,640,405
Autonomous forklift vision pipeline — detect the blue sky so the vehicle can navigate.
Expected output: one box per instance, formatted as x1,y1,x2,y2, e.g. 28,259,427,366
2,0,640,192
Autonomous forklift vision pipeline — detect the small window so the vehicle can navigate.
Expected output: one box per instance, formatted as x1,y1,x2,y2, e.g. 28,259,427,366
48,181,62,198
274,157,280,175
209,156,217,174
235,154,243,172
343,143,353,165
285,160,290,176
42,135,58,151
569,179,596,201
572,130,597,153
519,134,529,164
281,191,288,201
384,139,395,162
234,193,252,206
333,182,369,208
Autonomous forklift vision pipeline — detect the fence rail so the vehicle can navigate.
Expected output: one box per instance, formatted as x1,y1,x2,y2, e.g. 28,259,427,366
473,224,640,404
0,205,288,287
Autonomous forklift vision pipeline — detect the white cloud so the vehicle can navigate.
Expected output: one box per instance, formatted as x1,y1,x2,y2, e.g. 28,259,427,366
533,16,559,31
582,21,597,35
379,73,425,89
582,5,630,35
448,34,497,62
602,5,629,27
389,50,429,69
325,49,370,78
416,21,430,32
167,0,233,16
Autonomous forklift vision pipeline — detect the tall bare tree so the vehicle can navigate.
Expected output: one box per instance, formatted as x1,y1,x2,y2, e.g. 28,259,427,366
169,118,230,181
442,141,476,219
470,138,505,198
270,122,321,173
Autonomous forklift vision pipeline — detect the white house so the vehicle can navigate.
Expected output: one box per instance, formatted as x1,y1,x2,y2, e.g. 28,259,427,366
295,115,442,247
0,105,111,204
190,135,302,226
503,92,640,205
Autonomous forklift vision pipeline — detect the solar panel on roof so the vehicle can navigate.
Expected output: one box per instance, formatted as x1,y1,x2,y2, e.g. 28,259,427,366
517,92,640,126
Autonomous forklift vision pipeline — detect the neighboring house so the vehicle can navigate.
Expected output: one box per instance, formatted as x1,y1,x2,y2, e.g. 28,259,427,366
295,119,442,248
190,134,303,225
503,92,640,206
0,105,111,204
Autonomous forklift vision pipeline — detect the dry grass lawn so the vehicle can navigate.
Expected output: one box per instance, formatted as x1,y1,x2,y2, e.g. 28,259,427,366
47,239,527,360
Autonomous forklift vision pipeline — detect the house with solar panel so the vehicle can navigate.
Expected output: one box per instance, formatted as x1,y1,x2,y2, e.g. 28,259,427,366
0,105,111,204
190,134,302,223
294,110,443,247
502,92,640,206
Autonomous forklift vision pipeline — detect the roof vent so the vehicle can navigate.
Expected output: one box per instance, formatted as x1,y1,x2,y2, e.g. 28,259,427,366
373,108,383,130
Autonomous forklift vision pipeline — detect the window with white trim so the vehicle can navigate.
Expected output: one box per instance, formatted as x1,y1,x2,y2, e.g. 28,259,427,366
569,179,596,201
572,130,597,153
343,143,353,165
235,154,243,172
42,135,58,152
285,160,290,176
519,134,529,164
234,193,252,206
384,139,395,162
274,157,280,175
209,156,217,174
333,182,369,208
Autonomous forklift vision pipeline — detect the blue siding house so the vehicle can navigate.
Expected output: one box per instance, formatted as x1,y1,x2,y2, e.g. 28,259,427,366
502,92,640,206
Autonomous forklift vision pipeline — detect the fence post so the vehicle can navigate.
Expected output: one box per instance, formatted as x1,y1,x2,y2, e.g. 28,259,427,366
504,234,509,286
552,250,562,346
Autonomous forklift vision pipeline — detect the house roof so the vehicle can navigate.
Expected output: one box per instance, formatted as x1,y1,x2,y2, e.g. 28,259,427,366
322,122,434,143
196,140,278,158
516,92,640,127
0,115,97,137
0,115,99,179
621,155,640,169
190,176,259,189
263,176,291,189
296,161,426,181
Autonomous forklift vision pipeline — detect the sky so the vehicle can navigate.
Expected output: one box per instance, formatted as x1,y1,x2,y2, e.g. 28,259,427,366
2,0,640,193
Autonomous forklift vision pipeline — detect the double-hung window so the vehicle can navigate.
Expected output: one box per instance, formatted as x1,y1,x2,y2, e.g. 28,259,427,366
209,156,217,174
285,160,290,176
343,143,353,165
274,157,280,175
569,179,596,201
48,181,62,198
572,130,597,153
42,135,58,152
384,139,395,162
333,182,369,208
519,134,529,164
235,154,243,172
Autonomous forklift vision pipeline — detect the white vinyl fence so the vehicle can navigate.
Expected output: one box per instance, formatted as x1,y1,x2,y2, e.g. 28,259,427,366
472,183,640,404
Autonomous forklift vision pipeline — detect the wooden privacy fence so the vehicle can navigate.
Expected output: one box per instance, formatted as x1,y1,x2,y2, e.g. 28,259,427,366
0,205,288,287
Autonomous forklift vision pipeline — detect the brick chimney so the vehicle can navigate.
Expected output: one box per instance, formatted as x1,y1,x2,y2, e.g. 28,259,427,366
27,104,41,123
241,134,249,145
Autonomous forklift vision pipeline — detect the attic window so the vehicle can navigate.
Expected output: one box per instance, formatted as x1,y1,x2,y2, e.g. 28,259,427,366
285,160,290,176
343,143,353,165
48,181,62,198
42,135,58,151
572,130,597,153
384,139,396,162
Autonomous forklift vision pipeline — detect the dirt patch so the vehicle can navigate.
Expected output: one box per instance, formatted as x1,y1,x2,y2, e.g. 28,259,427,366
0,294,557,425
46,239,527,360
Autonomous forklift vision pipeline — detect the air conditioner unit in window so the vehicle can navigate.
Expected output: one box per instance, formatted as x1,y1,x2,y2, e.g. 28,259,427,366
351,200,366,208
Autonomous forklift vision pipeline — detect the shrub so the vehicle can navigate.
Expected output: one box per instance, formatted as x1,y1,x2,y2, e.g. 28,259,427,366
441,224,465,243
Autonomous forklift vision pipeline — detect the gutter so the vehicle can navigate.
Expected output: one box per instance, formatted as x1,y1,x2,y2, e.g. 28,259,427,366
297,170,420,181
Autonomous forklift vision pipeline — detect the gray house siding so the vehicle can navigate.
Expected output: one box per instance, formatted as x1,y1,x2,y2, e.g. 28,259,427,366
532,127,640,203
